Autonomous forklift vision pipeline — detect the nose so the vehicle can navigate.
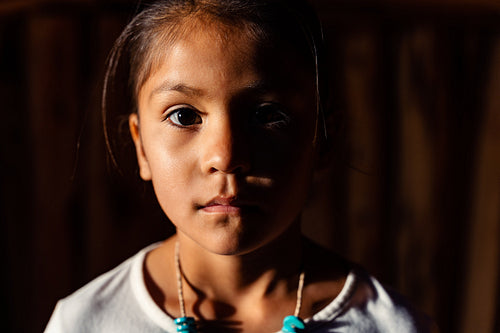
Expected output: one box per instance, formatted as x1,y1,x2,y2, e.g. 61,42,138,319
200,116,251,175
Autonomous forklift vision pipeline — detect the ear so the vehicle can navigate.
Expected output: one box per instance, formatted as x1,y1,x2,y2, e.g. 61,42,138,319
129,113,152,181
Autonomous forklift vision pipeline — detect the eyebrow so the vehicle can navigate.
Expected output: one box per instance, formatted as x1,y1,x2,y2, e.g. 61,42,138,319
149,81,205,101
148,79,273,101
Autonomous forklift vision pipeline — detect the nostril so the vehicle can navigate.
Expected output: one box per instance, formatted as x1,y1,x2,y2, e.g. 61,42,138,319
230,164,247,175
208,162,249,175
201,126,251,174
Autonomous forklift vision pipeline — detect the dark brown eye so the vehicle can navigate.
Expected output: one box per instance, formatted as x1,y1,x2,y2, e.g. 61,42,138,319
253,103,290,128
166,107,202,127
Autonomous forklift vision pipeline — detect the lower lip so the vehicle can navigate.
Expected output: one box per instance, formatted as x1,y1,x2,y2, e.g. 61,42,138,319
201,205,241,214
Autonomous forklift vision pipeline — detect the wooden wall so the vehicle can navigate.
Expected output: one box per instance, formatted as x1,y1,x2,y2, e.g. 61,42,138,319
1,1,499,332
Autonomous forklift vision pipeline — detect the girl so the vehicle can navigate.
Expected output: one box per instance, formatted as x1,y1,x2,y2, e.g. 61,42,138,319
46,0,435,332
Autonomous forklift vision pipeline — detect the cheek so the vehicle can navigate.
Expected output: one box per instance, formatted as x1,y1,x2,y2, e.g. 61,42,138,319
274,118,317,197
149,156,189,218
253,124,317,204
142,133,198,216
278,145,315,196
254,116,317,177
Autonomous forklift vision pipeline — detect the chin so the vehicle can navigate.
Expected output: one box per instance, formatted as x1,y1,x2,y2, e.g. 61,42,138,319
181,213,298,256
200,228,285,257
202,236,255,256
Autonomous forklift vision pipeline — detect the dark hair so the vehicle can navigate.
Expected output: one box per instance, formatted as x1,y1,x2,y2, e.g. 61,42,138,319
102,0,327,172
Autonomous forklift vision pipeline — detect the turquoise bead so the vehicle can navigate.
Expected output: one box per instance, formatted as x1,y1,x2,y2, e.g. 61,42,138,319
175,317,197,333
175,317,195,324
282,315,305,332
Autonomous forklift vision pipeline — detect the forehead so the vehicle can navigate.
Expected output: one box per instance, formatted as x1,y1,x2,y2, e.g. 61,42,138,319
139,19,314,100
172,22,256,68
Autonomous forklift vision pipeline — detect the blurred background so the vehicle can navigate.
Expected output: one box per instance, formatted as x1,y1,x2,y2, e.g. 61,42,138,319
1,0,499,332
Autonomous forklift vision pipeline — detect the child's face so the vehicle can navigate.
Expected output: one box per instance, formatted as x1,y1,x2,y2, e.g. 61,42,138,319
130,22,318,255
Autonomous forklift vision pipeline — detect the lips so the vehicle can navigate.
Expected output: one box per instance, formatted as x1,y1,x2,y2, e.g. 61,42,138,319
198,196,254,214
202,204,241,214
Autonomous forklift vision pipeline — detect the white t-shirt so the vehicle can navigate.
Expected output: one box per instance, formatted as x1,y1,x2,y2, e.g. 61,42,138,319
45,244,435,332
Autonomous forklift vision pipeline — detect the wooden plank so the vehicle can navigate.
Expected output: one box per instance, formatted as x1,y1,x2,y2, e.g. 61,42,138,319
460,33,500,333
341,28,388,278
395,24,443,318
27,12,82,331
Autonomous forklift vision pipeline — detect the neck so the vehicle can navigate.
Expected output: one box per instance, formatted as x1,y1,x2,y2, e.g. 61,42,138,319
176,222,304,302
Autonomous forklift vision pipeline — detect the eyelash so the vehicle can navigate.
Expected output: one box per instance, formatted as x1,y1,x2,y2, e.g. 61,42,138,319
251,103,290,129
162,103,291,130
163,106,202,128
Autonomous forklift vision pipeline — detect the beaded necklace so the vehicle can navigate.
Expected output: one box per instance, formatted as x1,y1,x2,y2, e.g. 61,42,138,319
174,242,306,332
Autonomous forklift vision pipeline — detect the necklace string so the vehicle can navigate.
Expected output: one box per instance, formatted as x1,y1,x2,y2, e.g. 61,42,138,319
174,241,306,332
175,241,187,318
294,270,305,317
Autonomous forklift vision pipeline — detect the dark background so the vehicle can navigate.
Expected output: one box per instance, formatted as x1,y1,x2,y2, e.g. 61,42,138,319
1,0,499,332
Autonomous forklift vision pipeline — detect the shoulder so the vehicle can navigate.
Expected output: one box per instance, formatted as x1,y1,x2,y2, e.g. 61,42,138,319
307,266,437,332
44,243,167,333
302,240,437,332
347,268,436,332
